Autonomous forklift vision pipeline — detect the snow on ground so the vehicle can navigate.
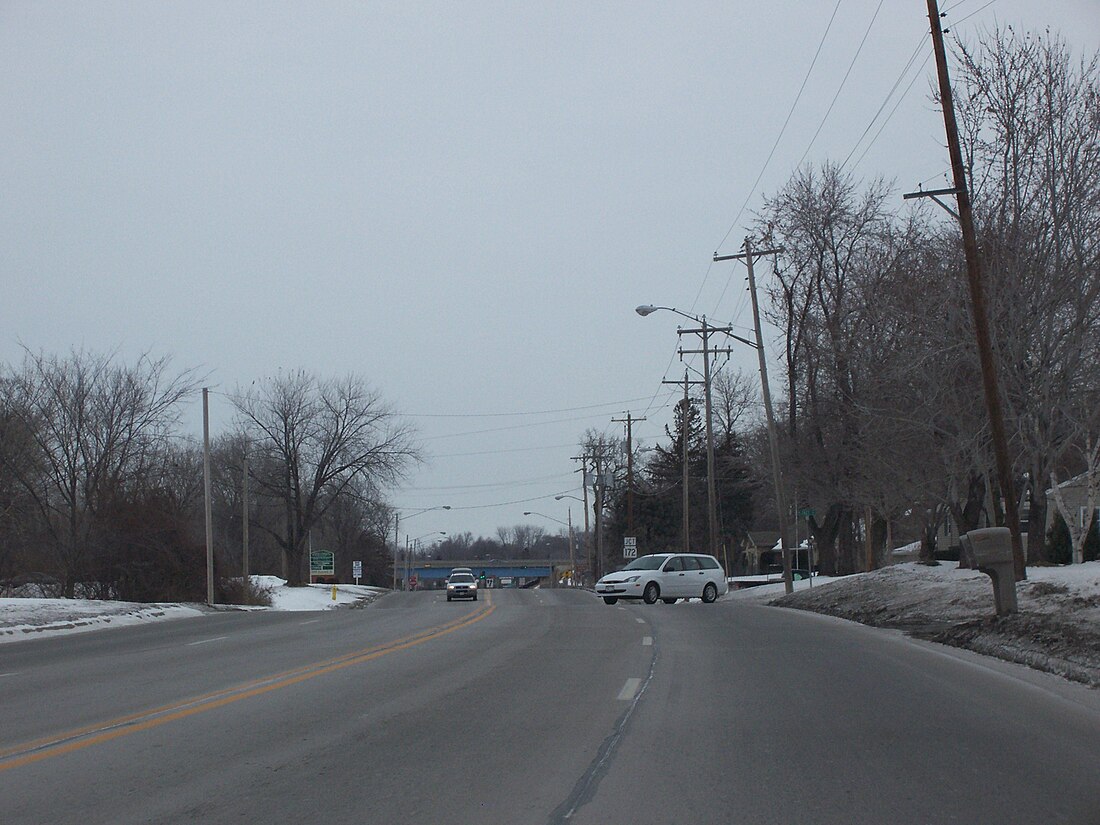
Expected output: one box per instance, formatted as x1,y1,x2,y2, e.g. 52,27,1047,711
765,561,1100,688
0,577,386,644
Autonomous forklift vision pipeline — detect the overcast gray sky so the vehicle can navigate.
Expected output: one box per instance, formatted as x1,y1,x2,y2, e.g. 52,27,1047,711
3,1,1099,545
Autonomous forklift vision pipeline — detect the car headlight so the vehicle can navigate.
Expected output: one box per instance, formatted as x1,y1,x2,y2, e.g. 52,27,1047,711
623,575,640,583
447,584,455,589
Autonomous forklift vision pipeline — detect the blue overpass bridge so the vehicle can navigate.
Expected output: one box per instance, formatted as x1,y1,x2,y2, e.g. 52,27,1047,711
408,559,564,589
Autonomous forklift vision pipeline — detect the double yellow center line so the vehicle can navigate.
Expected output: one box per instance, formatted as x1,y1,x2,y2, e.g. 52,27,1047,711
0,594,494,772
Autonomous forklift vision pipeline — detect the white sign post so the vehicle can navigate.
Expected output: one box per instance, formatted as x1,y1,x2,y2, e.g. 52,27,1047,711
352,560,362,585
623,536,637,559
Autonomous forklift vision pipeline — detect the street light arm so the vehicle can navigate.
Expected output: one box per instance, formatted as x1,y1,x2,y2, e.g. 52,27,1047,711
636,304,694,323
406,505,451,518
524,511,569,527
637,304,758,349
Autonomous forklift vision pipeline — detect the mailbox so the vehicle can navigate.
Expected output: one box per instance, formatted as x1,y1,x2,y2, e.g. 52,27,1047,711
960,527,1018,616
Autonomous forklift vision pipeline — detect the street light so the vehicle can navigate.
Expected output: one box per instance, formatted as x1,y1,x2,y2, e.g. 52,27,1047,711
408,531,447,589
554,496,584,586
394,506,451,590
636,305,746,564
524,511,576,587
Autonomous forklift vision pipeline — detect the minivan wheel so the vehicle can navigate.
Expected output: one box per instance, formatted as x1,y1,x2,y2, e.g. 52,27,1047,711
661,598,677,605
603,596,618,605
701,582,718,603
642,582,660,604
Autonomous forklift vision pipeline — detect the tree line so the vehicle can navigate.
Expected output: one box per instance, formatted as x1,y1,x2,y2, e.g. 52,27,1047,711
583,28,1100,577
0,354,418,599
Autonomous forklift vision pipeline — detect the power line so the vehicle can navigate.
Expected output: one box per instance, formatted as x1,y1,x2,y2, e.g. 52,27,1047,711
713,0,845,256
849,48,934,172
432,442,579,459
445,488,579,511
405,395,661,419
421,410,633,441
400,471,576,492
840,33,928,172
795,0,885,170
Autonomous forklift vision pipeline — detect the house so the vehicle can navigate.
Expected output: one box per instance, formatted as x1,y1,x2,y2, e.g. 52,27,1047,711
740,531,781,575
1045,472,1099,537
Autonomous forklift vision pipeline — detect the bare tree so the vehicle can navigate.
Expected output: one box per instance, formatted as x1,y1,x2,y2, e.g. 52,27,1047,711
711,369,758,440
1049,436,1100,565
954,28,1100,561
232,371,419,586
1,349,200,596
756,164,928,573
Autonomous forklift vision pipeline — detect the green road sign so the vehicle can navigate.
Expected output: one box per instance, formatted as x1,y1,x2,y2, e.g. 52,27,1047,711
310,550,335,575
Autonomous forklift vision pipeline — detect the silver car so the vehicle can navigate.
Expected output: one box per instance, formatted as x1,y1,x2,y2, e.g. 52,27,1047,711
445,572,478,601
595,553,727,605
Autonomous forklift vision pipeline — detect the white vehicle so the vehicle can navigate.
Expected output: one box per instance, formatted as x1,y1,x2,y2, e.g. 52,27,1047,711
595,553,727,605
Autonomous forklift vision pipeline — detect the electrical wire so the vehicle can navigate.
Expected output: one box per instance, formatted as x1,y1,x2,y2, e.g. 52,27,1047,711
421,410,635,441
840,33,928,172
712,0,845,257
795,0,885,171
400,471,576,492
848,48,934,172
405,395,662,419
432,442,580,458
444,489,579,511
952,0,999,27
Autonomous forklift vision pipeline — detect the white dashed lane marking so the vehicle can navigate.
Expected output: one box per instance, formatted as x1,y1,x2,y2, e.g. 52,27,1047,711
634,617,645,624
187,635,229,646
642,637,653,646
617,678,642,701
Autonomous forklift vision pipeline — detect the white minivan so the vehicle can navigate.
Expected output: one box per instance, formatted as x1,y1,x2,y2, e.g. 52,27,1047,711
595,553,727,605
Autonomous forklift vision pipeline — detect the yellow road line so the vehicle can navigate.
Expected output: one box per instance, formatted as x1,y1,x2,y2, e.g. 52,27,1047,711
0,593,494,772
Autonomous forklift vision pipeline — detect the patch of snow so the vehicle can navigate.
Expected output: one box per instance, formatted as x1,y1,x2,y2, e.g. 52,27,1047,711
0,577,390,644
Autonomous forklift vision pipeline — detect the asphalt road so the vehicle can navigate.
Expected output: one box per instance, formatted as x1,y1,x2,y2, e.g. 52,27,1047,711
1,588,1098,824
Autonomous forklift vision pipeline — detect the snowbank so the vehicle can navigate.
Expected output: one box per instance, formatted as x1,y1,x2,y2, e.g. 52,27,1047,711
768,561,1100,687
0,577,388,644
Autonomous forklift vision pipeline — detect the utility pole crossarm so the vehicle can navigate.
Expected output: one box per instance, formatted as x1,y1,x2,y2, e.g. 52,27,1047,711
713,247,784,262
902,187,962,220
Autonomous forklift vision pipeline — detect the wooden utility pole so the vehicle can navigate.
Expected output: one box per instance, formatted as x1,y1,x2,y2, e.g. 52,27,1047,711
664,371,703,552
202,388,214,606
242,452,250,582
677,321,733,562
571,454,593,583
612,411,646,535
714,239,794,594
924,0,1024,581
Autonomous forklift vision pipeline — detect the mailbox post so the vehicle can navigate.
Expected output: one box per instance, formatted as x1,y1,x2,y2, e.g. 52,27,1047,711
960,527,1018,616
